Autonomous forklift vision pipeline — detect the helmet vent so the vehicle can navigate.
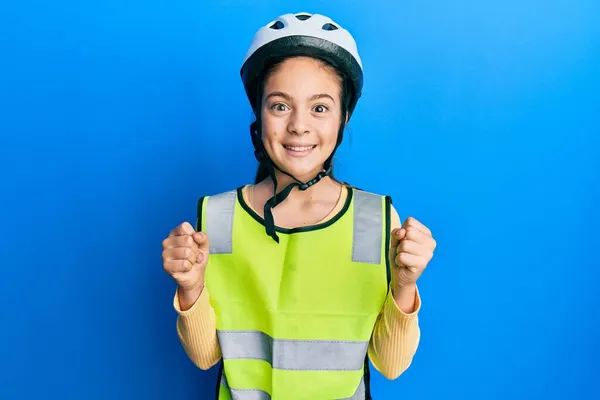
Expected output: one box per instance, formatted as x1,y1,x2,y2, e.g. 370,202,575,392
269,20,285,30
295,14,312,21
322,23,339,31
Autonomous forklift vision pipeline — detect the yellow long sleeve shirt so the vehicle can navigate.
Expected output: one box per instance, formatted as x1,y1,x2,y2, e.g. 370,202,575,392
173,185,422,380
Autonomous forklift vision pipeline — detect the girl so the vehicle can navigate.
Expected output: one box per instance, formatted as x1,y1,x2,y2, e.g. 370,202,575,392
162,11,436,399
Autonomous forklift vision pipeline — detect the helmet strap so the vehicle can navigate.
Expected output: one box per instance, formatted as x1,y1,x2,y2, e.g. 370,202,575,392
250,122,336,242
262,162,332,243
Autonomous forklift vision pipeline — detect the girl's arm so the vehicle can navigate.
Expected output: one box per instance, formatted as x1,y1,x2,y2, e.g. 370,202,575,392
173,286,222,370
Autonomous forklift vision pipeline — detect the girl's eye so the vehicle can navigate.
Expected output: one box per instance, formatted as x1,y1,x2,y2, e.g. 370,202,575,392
313,104,329,113
271,103,289,112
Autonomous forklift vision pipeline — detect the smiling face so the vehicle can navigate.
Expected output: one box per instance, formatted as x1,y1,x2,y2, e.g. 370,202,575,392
260,56,345,182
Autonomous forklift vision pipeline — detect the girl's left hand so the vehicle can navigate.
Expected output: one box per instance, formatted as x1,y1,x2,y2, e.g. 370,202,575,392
391,217,436,288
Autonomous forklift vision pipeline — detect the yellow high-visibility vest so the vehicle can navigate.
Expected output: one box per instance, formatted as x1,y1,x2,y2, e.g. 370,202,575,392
197,185,392,399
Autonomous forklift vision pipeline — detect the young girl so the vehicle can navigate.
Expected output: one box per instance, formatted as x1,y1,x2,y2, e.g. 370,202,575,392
162,11,436,399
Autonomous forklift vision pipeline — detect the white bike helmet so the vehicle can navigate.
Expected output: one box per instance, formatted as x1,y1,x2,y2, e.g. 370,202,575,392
240,12,364,116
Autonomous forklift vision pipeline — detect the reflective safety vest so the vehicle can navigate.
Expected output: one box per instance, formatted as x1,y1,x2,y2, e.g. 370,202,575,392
197,186,392,400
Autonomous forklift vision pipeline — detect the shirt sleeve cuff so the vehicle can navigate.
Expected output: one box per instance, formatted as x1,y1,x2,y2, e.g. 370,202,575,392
385,284,421,319
173,285,209,317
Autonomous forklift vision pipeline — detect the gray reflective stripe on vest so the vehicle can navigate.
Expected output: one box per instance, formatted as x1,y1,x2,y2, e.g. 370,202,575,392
352,190,383,264
205,190,236,254
218,330,368,371
221,373,272,400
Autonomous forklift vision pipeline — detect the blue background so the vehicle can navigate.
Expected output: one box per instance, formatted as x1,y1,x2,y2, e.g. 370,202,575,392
1,0,598,399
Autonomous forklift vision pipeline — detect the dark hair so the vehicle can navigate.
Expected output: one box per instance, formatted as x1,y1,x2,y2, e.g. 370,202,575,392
252,56,353,184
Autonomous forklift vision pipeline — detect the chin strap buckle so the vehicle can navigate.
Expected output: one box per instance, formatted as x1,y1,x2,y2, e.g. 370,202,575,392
298,167,331,191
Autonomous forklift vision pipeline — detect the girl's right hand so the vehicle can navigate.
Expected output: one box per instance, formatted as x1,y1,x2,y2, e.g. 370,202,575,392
162,222,210,294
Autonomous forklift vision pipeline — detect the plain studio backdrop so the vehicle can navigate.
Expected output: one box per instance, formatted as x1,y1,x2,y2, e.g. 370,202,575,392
1,0,598,399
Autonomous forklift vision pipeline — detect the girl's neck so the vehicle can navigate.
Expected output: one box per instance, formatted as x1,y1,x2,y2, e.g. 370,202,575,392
258,171,341,203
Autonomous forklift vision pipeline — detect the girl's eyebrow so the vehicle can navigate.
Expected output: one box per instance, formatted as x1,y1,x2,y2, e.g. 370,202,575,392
266,92,335,103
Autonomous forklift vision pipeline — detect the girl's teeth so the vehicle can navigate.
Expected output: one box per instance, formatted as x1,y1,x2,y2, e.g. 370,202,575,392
286,145,313,151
